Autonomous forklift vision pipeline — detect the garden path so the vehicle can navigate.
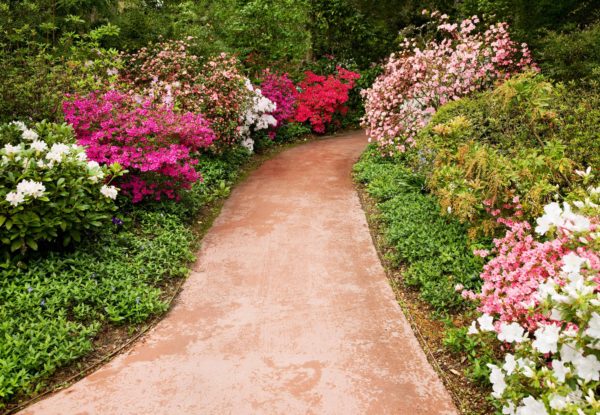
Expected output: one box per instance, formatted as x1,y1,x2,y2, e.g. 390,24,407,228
21,131,456,415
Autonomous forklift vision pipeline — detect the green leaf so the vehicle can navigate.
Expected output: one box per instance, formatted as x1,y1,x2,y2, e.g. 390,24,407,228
10,239,23,252
25,239,38,250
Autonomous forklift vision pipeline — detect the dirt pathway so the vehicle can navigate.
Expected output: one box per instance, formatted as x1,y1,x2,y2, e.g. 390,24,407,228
21,131,457,415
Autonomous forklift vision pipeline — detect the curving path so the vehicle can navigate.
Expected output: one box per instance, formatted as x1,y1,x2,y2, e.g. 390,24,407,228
21,131,457,415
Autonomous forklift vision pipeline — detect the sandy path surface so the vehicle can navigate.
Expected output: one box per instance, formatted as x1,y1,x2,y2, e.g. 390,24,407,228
21,131,457,415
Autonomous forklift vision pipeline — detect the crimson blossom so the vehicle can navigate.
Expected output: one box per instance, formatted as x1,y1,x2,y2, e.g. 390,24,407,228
294,67,360,134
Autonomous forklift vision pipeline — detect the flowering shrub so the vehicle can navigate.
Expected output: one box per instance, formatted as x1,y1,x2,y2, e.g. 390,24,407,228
124,38,201,110
125,42,250,146
238,79,277,152
195,54,253,145
294,67,360,134
63,90,215,203
362,11,535,152
259,71,298,132
466,192,600,414
0,121,122,256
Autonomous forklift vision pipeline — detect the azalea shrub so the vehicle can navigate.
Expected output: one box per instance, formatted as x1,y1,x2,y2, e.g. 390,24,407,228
466,191,600,414
294,67,360,134
195,53,253,146
63,90,215,203
124,38,202,110
362,11,535,152
0,121,122,259
124,42,250,147
259,71,298,133
238,79,277,152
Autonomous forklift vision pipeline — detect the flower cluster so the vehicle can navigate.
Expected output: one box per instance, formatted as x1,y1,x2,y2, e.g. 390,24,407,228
467,192,600,414
362,11,536,152
125,43,251,147
462,200,598,330
123,38,201,110
193,53,252,146
259,71,298,133
294,67,360,134
0,121,121,254
238,79,277,152
63,90,215,202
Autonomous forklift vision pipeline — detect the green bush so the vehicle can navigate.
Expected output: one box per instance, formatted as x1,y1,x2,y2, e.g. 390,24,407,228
0,121,122,260
538,21,600,82
414,73,599,236
354,145,485,311
0,31,122,123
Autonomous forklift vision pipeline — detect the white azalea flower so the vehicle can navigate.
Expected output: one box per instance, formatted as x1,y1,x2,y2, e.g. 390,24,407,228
503,353,516,375
16,180,45,198
477,313,495,332
498,322,526,343
241,137,254,152
46,143,71,163
487,364,506,398
22,128,39,141
30,140,48,153
532,324,561,354
551,359,570,383
100,185,119,200
573,353,600,383
561,342,583,364
549,394,568,410
516,396,548,415
535,202,562,235
561,252,587,276
9,120,27,131
467,321,478,334
585,312,600,340
3,143,20,156
5,191,24,206
502,402,515,415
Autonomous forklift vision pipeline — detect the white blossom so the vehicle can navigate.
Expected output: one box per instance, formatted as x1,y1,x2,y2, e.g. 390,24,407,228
46,143,71,163
488,364,507,398
503,353,517,375
585,312,600,340
532,324,561,354
100,185,118,200
3,143,20,156
572,353,600,383
549,394,568,411
16,180,45,198
9,121,27,131
477,313,495,332
467,321,478,334
21,128,39,141
498,322,526,343
5,191,24,206
30,140,48,153
535,202,562,235
516,396,547,415
551,360,570,383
